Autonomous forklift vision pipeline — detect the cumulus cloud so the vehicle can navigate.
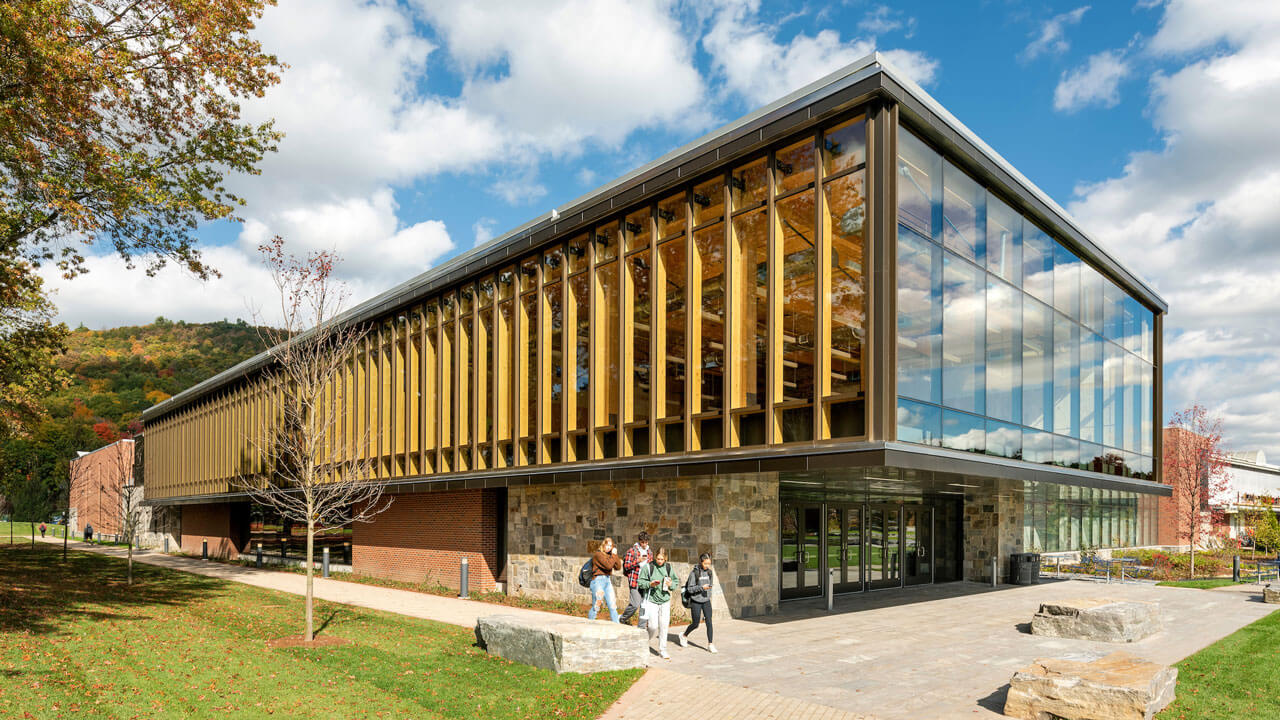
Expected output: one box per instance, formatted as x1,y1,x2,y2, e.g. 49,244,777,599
1068,0,1280,455
1053,50,1131,111
702,0,937,106
1023,6,1090,60
472,218,498,247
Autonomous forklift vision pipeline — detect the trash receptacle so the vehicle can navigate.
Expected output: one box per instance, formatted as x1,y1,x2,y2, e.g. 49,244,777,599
1010,553,1041,585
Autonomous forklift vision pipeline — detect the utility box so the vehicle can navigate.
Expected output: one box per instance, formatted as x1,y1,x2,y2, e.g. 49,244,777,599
1010,552,1041,585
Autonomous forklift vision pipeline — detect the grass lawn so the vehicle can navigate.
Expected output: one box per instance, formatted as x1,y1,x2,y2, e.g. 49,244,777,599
1156,578,1244,590
0,545,640,719
0,522,67,540
1160,607,1280,718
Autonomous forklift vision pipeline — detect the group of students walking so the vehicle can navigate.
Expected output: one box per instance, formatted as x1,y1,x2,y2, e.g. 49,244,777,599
586,532,716,659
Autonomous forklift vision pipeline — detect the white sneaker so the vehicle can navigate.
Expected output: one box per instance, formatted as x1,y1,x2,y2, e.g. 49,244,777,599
678,634,688,648
660,650,670,659
708,643,718,654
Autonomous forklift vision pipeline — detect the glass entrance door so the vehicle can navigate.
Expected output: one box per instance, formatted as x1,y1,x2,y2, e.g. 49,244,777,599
827,505,863,594
904,506,933,586
781,502,824,599
868,505,901,590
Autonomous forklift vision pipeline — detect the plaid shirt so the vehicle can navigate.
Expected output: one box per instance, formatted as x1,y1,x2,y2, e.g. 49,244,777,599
622,544,650,588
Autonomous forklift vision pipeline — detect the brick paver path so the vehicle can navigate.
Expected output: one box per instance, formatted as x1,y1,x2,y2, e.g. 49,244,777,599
599,667,875,720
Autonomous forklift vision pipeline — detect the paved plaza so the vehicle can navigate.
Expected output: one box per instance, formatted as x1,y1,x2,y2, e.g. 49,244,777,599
621,578,1275,719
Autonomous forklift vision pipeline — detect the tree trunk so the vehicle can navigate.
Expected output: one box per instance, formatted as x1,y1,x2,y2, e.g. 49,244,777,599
62,516,68,560
127,541,133,585
305,518,315,642
1190,545,1196,579
30,522,35,548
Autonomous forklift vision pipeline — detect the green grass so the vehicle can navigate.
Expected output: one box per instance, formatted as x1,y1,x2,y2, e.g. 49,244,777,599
0,521,67,540
0,544,641,719
1156,578,1245,590
1160,607,1280,718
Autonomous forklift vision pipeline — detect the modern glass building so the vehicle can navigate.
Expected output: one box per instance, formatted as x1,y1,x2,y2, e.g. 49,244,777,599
140,54,1168,617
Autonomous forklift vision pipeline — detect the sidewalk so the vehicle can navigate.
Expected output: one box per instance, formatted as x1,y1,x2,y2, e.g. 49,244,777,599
599,667,875,720
34,536,568,628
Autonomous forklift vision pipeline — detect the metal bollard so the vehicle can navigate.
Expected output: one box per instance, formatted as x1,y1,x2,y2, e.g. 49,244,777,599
827,568,836,612
163,536,169,553
1233,555,1240,583
256,543,263,568
202,540,208,560
322,547,330,578
992,556,998,587
459,557,470,599
344,541,351,565
281,541,287,559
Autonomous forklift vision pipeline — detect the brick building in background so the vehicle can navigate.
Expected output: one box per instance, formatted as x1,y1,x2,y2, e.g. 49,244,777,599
1155,427,1280,547
69,437,179,547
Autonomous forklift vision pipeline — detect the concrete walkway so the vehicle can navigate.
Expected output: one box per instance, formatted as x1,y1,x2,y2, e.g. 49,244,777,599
34,537,570,627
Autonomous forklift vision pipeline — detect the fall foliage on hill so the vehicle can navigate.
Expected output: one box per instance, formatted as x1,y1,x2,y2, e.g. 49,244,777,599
1,317,271,520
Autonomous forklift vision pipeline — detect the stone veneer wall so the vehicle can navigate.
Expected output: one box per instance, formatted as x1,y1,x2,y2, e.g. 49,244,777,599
507,473,779,620
962,481,1025,583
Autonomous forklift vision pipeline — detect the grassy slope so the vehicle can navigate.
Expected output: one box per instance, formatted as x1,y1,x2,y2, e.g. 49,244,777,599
0,522,67,539
1156,578,1242,590
0,545,639,719
1161,608,1280,718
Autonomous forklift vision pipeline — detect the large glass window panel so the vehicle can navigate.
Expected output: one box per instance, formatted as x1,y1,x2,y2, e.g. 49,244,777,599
521,292,537,445
1139,306,1154,363
1104,280,1125,343
731,158,767,210
1023,222,1053,305
942,409,985,454
731,208,768,408
1053,313,1079,438
1080,263,1104,332
778,191,816,408
1079,331,1103,445
942,161,983,263
776,137,815,195
942,254,984,414
624,209,651,254
566,234,589,274
823,118,866,177
986,277,1020,424
570,274,590,431
1123,297,1140,355
660,239,686,419
986,194,1021,286
1023,428,1053,464
1125,351,1141,454
693,177,725,226
897,231,941,403
1054,435,1080,469
1141,361,1153,456
546,282,563,435
1022,298,1053,430
824,172,866,397
897,130,941,241
1053,242,1081,321
657,193,686,239
986,419,1023,460
630,250,651,424
696,223,725,414
596,263,620,428
595,225,618,263
897,398,941,446
1103,341,1124,449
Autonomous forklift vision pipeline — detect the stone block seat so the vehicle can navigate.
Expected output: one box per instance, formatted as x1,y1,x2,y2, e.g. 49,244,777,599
1030,599,1161,643
1004,651,1177,720
1264,584,1280,604
475,614,648,674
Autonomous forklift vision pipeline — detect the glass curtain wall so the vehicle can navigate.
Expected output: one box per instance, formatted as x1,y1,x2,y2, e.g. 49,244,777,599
895,127,1155,481
1023,481,1160,552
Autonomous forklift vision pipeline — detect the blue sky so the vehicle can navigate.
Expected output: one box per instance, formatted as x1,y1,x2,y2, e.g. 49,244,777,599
43,0,1280,458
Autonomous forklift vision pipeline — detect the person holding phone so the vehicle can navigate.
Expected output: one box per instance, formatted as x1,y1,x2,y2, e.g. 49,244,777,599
587,537,623,622
638,548,677,658
679,553,716,652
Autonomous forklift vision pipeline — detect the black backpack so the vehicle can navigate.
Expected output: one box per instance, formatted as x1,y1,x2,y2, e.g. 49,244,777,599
578,558,594,588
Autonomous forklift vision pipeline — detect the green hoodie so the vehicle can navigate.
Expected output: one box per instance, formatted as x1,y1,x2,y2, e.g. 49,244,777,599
638,561,678,604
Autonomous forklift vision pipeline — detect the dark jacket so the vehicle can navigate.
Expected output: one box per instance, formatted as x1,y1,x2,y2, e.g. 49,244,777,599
685,565,714,604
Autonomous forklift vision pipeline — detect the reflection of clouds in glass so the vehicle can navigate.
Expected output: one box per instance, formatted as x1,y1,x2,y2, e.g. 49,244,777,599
987,425,1021,457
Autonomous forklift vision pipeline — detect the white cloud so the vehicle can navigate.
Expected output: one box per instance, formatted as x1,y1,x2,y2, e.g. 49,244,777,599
1053,50,1131,111
472,218,498,247
1068,0,1280,456
489,170,548,206
1023,6,1090,60
859,6,915,37
702,0,937,106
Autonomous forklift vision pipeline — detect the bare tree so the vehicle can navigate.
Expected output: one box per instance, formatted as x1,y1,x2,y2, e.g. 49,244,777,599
236,237,392,643
112,439,146,585
1164,405,1230,578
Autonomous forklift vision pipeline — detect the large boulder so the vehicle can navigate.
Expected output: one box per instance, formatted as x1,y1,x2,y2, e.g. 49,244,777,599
1030,599,1161,643
475,614,648,674
1264,584,1280,604
1004,651,1177,720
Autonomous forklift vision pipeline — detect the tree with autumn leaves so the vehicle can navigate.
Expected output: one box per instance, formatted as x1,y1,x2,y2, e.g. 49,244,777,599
0,0,283,439
1163,405,1231,578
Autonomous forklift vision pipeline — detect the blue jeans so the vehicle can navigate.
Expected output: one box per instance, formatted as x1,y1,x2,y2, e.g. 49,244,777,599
588,575,619,622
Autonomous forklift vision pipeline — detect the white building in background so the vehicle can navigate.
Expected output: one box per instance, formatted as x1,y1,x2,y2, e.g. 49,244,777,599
1221,451,1280,543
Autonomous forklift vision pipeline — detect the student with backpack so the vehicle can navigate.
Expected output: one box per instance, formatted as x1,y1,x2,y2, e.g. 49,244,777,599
586,537,623,622
638,547,678,658
679,553,717,653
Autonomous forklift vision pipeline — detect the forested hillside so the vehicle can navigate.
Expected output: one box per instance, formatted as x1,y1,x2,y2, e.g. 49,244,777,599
1,318,270,521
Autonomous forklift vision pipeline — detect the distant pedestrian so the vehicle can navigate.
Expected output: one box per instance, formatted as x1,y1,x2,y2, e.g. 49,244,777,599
639,548,678,658
619,531,652,628
38,523,47,538
84,523,94,542
679,553,717,653
587,537,623,622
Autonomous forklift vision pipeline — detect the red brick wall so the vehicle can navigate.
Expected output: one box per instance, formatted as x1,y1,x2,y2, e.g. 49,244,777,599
69,440,134,537
181,503,244,559
353,490,501,591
